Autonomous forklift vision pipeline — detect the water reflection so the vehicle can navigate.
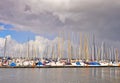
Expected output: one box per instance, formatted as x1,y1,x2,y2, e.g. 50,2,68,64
90,67,120,83
0,68,120,83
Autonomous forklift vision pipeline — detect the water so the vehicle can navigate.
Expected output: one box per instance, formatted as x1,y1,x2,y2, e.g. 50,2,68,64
0,68,120,83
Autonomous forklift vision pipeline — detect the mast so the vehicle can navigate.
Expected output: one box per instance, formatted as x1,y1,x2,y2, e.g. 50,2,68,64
76,33,79,59
79,33,82,60
115,48,119,62
45,46,48,58
106,48,109,61
4,38,7,57
27,38,30,59
92,34,96,61
52,45,55,60
97,47,101,61
61,32,64,59
109,48,112,62
20,45,23,58
57,32,61,59
111,47,114,62
101,42,104,61
34,44,37,58
19,45,21,58
32,44,34,58
68,33,71,61
71,32,75,59
84,34,89,62
38,46,40,59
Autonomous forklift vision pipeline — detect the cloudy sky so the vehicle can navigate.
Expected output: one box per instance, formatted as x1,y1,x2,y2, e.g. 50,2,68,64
0,0,120,57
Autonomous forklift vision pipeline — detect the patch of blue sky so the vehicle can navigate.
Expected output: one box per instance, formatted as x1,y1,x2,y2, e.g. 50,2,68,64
0,30,36,43
0,22,14,29
0,22,5,26
4,24,14,29
0,22,56,42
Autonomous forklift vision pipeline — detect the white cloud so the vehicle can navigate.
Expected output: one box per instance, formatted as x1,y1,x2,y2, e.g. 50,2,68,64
0,34,120,58
0,35,59,57
0,26,5,30
0,0,120,49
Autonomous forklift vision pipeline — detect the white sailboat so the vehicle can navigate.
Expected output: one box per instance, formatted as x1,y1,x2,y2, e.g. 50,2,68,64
112,48,120,66
99,42,109,66
56,32,65,66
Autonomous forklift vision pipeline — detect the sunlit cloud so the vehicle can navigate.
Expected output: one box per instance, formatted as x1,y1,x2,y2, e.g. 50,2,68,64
0,0,120,49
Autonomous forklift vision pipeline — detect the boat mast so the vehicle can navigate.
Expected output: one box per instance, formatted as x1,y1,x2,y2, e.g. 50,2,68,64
4,38,7,57
31,44,34,58
57,32,61,59
68,33,71,61
101,41,104,61
84,34,89,62
45,46,48,59
27,38,30,59
79,33,82,60
109,48,112,62
106,48,109,61
92,34,96,61
19,45,21,58
34,43,37,58
71,32,74,59
97,47,101,61
52,45,54,60
115,48,119,62
19,45,22,58
61,32,64,59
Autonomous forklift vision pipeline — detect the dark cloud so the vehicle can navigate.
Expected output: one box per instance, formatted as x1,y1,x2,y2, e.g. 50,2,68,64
0,0,120,45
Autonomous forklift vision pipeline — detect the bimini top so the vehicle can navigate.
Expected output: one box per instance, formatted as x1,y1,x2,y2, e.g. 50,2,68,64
10,62,16,67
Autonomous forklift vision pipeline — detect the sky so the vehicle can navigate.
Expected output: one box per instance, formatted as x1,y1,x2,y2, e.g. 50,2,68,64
0,23,36,43
0,0,120,57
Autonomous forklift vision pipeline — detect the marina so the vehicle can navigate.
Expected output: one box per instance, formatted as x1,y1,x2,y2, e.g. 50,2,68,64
0,33,120,68
0,57,120,68
1,0,120,83
0,32,120,68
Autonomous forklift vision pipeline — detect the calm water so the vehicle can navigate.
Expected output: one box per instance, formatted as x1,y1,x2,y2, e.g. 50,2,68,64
0,68,120,83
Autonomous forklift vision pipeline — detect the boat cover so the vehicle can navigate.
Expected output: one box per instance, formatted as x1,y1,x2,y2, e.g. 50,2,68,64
10,62,16,67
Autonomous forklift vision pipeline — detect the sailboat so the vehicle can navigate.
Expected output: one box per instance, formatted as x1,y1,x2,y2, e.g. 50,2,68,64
71,33,85,66
23,38,30,67
112,48,120,66
36,43,45,67
9,49,17,67
2,37,9,66
15,45,23,67
107,48,113,66
99,42,109,66
55,32,65,66
65,33,72,66
49,43,58,66
87,35,100,66
9,58,17,67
